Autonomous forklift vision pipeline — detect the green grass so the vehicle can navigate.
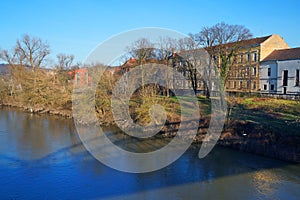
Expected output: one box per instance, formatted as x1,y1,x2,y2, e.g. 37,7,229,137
228,97,300,136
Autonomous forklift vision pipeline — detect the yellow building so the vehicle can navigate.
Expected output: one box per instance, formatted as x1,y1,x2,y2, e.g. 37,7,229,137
223,34,289,93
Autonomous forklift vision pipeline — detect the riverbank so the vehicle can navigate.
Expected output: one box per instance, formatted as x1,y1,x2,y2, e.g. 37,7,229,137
158,116,300,163
219,97,300,163
160,97,300,163
219,119,300,163
2,96,300,163
1,101,73,118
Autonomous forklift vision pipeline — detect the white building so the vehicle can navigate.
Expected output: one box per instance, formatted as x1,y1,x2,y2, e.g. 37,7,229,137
260,48,300,95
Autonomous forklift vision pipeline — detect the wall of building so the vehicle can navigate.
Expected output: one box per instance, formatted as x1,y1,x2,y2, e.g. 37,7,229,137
260,60,300,94
277,59,300,94
260,34,289,61
260,61,278,93
73,68,91,87
226,46,260,93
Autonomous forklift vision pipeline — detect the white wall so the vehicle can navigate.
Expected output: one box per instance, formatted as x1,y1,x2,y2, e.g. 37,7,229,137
259,61,278,93
260,60,300,94
277,60,300,94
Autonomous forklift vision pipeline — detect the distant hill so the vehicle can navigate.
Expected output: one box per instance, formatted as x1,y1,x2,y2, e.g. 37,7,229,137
0,64,39,75
0,64,10,75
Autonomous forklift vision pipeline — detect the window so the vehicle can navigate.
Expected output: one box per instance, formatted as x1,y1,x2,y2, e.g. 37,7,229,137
240,81,243,89
247,81,250,89
247,53,250,61
283,70,288,86
246,67,249,76
233,81,236,89
267,68,271,76
253,52,257,62
270,84,275,91
240,54,243,63
231,81,234,88
76,72,80,84
263,84,267,90
85,72,89,84
253,67,257,76
296,69,299,86
253,81,256,89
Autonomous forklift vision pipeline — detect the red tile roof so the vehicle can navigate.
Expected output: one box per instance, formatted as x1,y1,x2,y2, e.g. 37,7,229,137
262,47,300,61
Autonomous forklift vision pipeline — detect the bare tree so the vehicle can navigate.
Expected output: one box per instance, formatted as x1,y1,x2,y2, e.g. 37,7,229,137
157,36,178,61
56,53,74,70
15,34,50,89
175,36,202,94
53,53,75,85
126,38,155,63
0,47,27,96
0,48,25,67
125,38,156,98
1,34,51,98
15,34,50,71
194,22,253,87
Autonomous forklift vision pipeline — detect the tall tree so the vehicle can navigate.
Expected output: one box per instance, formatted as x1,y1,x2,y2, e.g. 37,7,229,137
15,34,50,71
55,53,75,85
175,35,202,94
194,22,253,87
17,34,50,89
0,34,51,100
125,38,157,99
126,38,155,63
56,53,74,70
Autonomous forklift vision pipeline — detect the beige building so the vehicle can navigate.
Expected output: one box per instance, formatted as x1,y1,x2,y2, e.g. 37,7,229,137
118,34,291,95
223,34,289,93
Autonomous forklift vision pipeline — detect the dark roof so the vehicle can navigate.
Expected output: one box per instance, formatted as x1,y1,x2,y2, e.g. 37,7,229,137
213,35,272,49
235,35,272,47
203,35,272,52
262,47,300,61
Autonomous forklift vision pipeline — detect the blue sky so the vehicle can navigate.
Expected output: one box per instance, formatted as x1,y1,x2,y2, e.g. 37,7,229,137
1,0,300,65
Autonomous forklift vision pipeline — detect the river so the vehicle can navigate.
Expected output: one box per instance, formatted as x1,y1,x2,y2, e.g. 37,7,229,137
0,107,300,199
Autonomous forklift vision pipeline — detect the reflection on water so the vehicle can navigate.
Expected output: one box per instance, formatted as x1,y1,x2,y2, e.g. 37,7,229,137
252,170,280,197
0,107,300,200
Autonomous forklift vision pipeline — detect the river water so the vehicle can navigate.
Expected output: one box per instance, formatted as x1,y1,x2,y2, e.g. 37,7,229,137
0,107,300,200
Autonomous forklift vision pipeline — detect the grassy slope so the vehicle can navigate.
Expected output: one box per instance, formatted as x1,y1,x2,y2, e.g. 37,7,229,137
228,97,300,136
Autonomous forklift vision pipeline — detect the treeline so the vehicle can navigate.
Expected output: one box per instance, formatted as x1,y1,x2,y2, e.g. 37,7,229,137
0,34,78,112
0,22,253,123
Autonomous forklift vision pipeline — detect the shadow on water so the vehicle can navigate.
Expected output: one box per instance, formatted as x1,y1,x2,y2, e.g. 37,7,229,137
0,107,300,199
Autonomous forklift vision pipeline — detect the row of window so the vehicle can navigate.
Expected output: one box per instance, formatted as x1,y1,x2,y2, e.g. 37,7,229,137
266,69,299,86
228,66,257,78
263,84,290,94
262,69,300,91
237,52,258,63
263,84,275,91
213,51,258,65
75,72,89,85
226,80,257,90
